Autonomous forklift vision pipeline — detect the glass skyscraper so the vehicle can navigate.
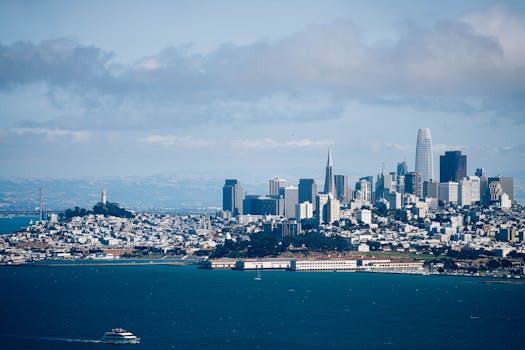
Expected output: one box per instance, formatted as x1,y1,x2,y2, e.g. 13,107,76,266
440,151,467,183
415,128,434,182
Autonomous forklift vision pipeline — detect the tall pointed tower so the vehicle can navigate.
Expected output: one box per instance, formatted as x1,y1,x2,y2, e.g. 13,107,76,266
415,128,434,182
323,146,335,196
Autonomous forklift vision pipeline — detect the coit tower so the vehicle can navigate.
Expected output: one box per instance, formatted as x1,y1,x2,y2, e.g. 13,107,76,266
415,128,433,182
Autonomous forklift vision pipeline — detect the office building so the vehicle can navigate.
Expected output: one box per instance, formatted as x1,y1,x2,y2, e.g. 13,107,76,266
458,176,481,206
326,195,341,224
405,172,422,198
385,190,402,210
439,182,459,204
440,151,467,182
269,178,286,196
324,146,335,196
296,201,314,220
397,175,405,195
500,193,512,209
376,172,394,201
355,179,371,203
277,220,301,239
243,195,280,215
316,194,329,224
223,179,243,216
423,179,439,199
335,174,350,205
298,178,317,212
315,194,340,224
488,176,514,201
283,186,298,219
475,168,485,177
356,209,372,225
357,176,374,202
397,161,408,177
415,128,434,182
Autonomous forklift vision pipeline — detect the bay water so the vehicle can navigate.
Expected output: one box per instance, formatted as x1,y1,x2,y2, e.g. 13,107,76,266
0,216,38,234
0,265,523,349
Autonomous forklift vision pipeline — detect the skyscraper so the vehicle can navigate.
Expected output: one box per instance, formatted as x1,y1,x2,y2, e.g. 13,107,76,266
283,186,298,219
223,179,243,216
334,175,349,204
397,161,408,177
440,151,467,182
299,178,317,211
405,172,422,197
269,178,286,196
323,146,335,196
415,128,434,182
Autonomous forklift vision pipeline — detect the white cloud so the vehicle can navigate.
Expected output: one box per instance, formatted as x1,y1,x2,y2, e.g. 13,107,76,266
433,144,468,153
1,5,524,130
13,127,91,143
231,138,333,150
139,135,211,148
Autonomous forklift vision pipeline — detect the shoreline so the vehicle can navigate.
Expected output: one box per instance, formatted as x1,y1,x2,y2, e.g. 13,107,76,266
1,259,523,282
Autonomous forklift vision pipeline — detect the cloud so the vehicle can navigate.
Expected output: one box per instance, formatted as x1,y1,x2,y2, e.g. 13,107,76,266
0,5,524,129
139,135,211,148
0,38,113,90
383,143,468,154
433,144,468,153
231,138,333,150
476,144,525,156
139,135,333,150
12,127,91,143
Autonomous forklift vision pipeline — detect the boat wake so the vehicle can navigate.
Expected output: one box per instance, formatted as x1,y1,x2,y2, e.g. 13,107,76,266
0,333,102,343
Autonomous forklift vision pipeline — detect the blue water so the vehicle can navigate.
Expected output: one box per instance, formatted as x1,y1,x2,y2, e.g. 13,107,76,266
0,216,38,234
0,265,523,349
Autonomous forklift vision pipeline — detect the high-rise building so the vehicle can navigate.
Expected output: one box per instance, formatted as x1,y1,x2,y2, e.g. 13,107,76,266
458,179,472,207
223,179,243,216
385,190,402,210
423,179,439,199
397,161,408,177
359,176,374,201
324,146,335,196
316,194,339,224
296,201,314,220
269,178,286,196
439,182,459,204
283,186,298,219
375,172,394,202
397,175,405,195
316,194,329,225
415,128,434,182
405,172,422,198
488,176,514,201
326,195,341,224
355,179,371,203
475,168,485,177
440,151,467,182
324,146,336,196
243,195,280,215
334,175,350,205
298,178,317,212
458,176,481,206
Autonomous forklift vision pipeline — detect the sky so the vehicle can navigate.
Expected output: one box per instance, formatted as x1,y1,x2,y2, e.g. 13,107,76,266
1,0,524,188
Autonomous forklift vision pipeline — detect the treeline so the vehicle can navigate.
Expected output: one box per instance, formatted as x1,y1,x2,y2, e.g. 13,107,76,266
62,202,134,220
211,231,353,258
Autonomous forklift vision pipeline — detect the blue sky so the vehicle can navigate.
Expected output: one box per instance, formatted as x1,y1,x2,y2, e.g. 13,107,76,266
0,0,524,189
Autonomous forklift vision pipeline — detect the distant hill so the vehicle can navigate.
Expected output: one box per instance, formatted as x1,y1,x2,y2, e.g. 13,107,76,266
0,174,266,211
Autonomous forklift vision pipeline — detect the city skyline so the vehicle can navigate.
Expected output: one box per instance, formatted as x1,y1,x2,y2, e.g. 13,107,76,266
0,1,524,184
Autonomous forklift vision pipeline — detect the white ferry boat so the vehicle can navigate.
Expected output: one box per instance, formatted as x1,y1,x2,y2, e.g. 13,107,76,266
102,328,140,344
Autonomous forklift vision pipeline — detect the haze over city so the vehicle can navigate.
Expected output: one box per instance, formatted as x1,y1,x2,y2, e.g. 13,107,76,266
1,0,525,206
